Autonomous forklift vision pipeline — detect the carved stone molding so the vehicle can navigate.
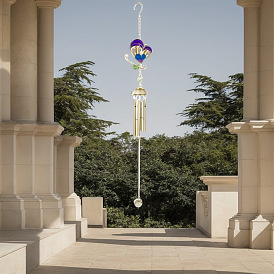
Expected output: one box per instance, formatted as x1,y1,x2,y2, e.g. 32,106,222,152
226,120,274,134
55,136,82,148
237,0,262,8
36,0,61,9
201,193,208,217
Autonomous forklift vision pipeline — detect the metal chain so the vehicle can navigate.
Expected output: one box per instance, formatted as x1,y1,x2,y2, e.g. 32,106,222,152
134,2,143,40
138,14,141,39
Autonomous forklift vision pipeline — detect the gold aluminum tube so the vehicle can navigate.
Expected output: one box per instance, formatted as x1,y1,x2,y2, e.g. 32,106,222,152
136,98,141,137
140,100,144,132
133,97,137,137
143,97,146,132
132,88,147,137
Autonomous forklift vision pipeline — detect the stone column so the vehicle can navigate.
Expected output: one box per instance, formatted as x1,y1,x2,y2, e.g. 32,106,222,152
259,0,274,119
0,0,16,121
55,136,82,221
36,0,61,123
228,0,274,249
238,0,261,120
10,0,38,121
33,0,63,228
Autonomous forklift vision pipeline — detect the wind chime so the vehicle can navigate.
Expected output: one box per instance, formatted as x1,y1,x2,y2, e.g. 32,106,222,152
125,2,152,208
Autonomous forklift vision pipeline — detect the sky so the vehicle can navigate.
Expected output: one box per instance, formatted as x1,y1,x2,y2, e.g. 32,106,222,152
54,0,243,138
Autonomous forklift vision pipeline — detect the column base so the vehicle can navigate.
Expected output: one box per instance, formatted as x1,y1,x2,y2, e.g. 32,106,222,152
21,195,43,229
228,213,255,248
250,215,273,249
0,195,25,230
61,193,81,221
38,194,64,228
228,213,274,249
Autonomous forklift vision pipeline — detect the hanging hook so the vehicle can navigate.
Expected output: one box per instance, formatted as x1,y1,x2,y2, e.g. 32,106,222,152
133,2,143,40
133,2,143,17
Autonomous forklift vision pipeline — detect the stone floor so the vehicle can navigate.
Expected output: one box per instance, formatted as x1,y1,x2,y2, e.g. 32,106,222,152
29,228,274,274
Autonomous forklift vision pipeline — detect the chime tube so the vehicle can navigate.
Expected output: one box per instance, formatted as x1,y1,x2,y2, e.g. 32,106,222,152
133,97,137,137
136,99,141,137
140,100,144,132
140,96,146,132
133,94,147,137
143,97,146,132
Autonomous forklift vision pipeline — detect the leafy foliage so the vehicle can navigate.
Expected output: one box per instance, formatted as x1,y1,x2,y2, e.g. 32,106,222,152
74,132,238,227
54,61,115,138
178,73,243,132
54,65,241,228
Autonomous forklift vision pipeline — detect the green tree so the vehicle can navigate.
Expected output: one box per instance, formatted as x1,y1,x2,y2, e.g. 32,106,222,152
73,132,238,228
54,65,240,228
178,73,243,132
54,61,114,138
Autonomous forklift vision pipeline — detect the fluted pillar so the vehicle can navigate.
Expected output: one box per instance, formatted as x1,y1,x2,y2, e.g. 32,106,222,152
36,0,61,123
11,0,38,121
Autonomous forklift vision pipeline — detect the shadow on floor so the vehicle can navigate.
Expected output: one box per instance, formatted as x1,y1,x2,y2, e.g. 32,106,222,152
78,238,227,248
29,265,252,274
112,229,206,239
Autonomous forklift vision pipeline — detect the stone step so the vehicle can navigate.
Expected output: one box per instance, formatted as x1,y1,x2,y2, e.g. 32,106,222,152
0,220,87,272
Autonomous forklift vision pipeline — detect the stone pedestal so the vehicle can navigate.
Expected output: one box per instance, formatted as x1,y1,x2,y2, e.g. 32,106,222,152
0,122,64,229
55,136,82,221
197,176,238,238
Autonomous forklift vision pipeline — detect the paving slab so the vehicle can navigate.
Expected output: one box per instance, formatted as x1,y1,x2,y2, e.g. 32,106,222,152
29,228,274,273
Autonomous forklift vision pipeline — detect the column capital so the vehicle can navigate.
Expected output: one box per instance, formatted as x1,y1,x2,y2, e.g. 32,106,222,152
36,0,61,9
237,0,262,8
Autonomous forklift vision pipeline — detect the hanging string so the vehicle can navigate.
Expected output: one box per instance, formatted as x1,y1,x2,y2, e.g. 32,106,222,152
138,137,141,198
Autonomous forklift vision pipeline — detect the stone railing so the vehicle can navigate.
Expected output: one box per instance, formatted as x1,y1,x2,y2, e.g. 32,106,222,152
196,176,238,238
